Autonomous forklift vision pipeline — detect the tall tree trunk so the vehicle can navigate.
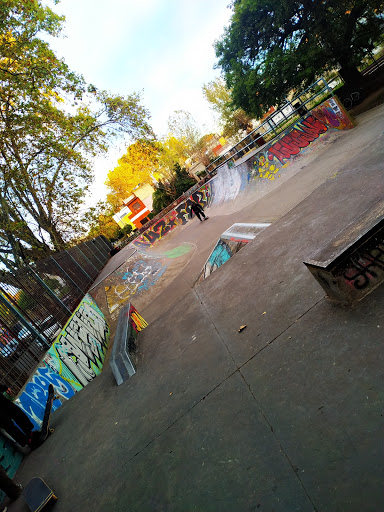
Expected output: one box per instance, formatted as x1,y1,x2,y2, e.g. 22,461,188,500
338,58,364,89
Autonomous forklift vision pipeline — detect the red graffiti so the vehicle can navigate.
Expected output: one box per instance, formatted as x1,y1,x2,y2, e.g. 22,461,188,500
268,115,328,163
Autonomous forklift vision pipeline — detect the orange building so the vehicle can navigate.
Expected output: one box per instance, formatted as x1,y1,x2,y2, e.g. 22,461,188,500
112,184,154,229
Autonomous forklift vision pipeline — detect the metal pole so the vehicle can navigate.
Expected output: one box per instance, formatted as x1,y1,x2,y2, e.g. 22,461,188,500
76,247,98,273
91,239,107,264
66,250,92,282
28,266,72,317
50,256,86,294
84,242,104,267
0,292,50,349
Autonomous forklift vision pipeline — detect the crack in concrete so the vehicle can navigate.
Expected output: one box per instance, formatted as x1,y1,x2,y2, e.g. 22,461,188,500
75,294,324,509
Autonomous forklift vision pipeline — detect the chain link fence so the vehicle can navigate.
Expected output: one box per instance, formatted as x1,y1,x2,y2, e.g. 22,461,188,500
0,235,112,395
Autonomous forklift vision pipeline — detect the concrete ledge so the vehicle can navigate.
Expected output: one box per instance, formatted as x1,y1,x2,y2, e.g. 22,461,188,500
110,303,139,385
304,200,384,302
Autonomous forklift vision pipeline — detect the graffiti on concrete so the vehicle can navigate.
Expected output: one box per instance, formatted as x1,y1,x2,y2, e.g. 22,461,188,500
15,295,109,428
105,258,168,314
46,295,109,389
252,96,353,181
16,366,75,429
199,239,248,282
133,183,212,249
128,304,148,333
343,244,384,290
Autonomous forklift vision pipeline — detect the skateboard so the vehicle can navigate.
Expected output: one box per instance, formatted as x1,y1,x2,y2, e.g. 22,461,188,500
30,385,55,449
23,477,57,512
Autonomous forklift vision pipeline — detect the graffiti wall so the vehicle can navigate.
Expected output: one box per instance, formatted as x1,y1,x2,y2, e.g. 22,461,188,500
104,253,168,314
133,184,212,250
16,294,109,429
132,96,353,249
198,238,248,283
251,96,354,181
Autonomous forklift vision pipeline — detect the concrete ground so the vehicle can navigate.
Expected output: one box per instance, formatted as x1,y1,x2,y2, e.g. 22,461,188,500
5,104,384,512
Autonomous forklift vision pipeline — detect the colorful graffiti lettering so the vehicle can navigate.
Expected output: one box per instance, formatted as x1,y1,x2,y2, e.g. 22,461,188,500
16,366,76,429
253,96,354,181
133,183,212,249
47,296,109,389
128,305,148,332
105,258,167,313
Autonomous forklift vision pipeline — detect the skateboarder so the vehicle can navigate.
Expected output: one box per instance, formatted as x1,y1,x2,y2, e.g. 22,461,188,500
189,201,208,222
0,384,34,448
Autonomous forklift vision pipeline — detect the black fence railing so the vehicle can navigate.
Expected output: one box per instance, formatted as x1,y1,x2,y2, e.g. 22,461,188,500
0,235,112,395
206,77,334,175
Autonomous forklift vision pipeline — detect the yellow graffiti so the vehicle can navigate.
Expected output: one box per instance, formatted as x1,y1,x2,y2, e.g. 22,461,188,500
257,156,280,180
131,311,148,331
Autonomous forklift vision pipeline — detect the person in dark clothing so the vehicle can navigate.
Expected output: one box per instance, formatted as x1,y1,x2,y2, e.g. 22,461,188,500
189,201,208,222
0,384,34,447
0,465,23,505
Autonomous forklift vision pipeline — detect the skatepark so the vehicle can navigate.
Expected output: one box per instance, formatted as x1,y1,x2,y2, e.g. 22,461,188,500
4,102,384,511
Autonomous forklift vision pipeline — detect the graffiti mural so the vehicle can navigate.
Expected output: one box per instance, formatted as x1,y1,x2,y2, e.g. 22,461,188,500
105,257,168,314
198,239,248,282
15,295,109,429
16,366,76,429
133,183,212,250
128,304,148,333
252,96,354,181
46,295,109,389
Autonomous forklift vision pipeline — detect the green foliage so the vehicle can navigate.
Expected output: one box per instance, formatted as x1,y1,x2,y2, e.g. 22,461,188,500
0,0,154,267
152,164,195,214
215,0,384,118
202,78,253,138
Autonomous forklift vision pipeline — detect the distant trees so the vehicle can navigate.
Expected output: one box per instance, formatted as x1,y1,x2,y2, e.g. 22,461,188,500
0,0,154,267
105,141,161,206
215,0,384,118
152,164,195,214
202,78,253,139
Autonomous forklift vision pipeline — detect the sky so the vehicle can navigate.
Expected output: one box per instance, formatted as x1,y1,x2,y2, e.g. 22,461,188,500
45,0,233,206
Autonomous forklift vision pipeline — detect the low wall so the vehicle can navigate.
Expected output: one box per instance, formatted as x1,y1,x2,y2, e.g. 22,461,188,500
16,294,110,429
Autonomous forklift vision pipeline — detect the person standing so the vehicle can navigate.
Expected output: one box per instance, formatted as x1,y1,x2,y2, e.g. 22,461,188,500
189,201,208,222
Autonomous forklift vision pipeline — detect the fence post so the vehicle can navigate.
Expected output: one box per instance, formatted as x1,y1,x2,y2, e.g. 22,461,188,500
50,256,87,294
76,247,99,273
66,250,92,282
84,243,104,268
91,239,107,264
0,293,50,349
28,266,72,317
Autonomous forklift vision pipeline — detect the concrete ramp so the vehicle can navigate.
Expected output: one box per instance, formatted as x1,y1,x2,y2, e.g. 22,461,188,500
197,223,270,282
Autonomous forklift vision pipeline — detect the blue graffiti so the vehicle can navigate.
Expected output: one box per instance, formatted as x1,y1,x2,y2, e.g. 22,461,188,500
16,366,76,429
207,240,233,271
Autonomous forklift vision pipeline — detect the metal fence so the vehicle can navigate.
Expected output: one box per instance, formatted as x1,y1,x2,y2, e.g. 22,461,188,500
206,77,334,175
0,235,112,395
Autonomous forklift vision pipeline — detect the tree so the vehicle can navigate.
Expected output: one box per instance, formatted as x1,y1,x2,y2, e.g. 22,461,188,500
105,141,161,205
152,164,195,214
157,135,190,175
202,78,254,138
215,0,384,118
0,0,154,267
83,201,121,241
167,111,217,167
